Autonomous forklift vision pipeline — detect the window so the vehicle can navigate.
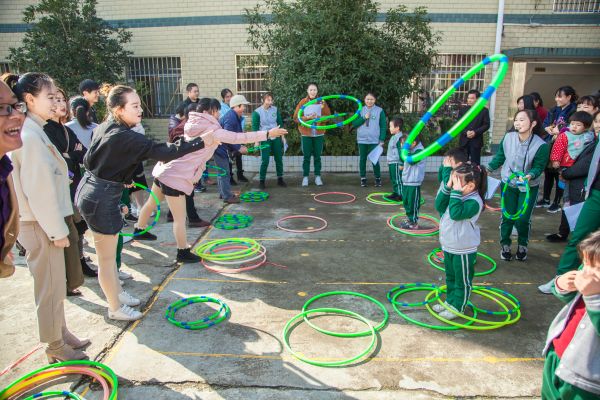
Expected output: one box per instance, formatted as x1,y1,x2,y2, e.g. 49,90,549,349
0,63,11,74
405,54,488,117
553,0,600,12
236,55,269,114
126,57,182,118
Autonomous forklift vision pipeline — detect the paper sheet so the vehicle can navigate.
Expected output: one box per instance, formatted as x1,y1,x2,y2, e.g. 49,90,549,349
564,202,585,232
368,145,383,165
485,176,501,200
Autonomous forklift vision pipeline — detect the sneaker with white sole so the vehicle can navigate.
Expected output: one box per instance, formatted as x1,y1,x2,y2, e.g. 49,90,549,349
119,270,133,280
501,245,513,261
538,278,556,294
431,302,448,313
515,245,528,261
315,176,323,186
118,290,140,307
302,177,309,187
439,303,460,320
108,305,143,321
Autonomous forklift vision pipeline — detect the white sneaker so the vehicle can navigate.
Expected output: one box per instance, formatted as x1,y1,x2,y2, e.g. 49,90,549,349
119,270,133,280
431,302,447,313
438,303,460,320
538,278,555,294
302,177,309,187
315,176,323,186
108,305,142,321
118,290,140,307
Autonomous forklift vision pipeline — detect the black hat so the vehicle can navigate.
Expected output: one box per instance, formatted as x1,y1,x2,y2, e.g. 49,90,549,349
79,79,100,94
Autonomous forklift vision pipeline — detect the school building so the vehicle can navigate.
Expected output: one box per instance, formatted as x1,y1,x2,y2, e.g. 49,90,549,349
1,0,599,147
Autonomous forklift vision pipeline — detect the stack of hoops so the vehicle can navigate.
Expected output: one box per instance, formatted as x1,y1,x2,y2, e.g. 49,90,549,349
283,291,388,367
240,191,269,203
0,360,118,400
166,296,230,330
195,238,270,274
387,283,521,331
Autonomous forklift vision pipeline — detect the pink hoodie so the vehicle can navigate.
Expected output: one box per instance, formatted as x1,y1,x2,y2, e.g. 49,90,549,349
152,112,268,195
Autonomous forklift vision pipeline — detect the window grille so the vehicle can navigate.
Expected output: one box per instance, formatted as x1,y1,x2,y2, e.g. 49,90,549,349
236,55,269,114
0,63,11,74
553,0,599,12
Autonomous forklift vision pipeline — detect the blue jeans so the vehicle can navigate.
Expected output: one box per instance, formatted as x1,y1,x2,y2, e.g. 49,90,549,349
214,152,234,200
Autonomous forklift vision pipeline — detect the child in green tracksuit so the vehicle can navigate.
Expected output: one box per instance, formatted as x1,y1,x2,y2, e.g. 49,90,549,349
352,93,387,187
438,148,468,187
434,162,487,319
541,230,600,399
400,140,425,229
486,110,549,262
252,92,286,189
386,117,404,201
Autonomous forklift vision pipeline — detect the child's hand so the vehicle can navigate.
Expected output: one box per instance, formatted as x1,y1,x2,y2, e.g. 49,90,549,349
551,161,560,169
451,173,463,191
239,145,248,155
574,269,600,296
556,270,578,292
442,156,451,167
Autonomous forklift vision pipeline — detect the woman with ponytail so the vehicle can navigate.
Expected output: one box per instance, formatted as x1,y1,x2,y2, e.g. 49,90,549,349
66,96,97,149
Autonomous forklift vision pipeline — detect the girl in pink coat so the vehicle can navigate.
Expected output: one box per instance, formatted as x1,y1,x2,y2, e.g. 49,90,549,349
134,98,287,262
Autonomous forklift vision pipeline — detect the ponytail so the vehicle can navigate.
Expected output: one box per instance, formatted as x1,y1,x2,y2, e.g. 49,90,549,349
454,162,488,211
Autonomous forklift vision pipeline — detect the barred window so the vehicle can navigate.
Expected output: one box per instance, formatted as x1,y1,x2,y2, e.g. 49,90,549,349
126,57,182,118
236,55,269,114
553,0,599,12
0,63,11,74
405,54,488,117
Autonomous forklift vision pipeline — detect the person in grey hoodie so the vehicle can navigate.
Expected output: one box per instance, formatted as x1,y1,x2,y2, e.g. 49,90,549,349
400,140,425,229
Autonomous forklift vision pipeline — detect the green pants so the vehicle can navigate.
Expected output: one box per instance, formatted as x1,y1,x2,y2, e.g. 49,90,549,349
301,135,324,177
388,162,403,196
402,185,421,223
259,137,284,180
444,251,476,312
500,185,539,247
542,348,598,400
358,143,381,178
557,189,600,275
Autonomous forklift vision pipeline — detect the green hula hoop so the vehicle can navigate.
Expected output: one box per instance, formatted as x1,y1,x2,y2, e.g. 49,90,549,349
427,248,497,277
214,214,254,230
165,296,230,330
387,213,440,237
240,191,269,202
427,286,520,330
366,192,425,206
282,307,376,367
390,286,477,331
0,360,118,400
467,286,522,316
297,94,363,131
386,282,440,307
195,238,261,261
119,182,160,237
23,392,82,400
501,172,531,220
246,143,271,153
401,54,508,164
204,165,227,177
301,291,389,337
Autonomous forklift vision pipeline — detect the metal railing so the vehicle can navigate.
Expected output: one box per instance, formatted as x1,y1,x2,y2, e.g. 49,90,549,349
236,54,269,114
553,0,600,12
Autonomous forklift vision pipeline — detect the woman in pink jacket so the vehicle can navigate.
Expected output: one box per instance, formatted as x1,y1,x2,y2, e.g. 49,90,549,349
134,98,287,262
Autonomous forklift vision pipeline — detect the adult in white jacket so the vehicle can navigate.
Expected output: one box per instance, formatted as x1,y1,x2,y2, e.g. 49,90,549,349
6,72,89,363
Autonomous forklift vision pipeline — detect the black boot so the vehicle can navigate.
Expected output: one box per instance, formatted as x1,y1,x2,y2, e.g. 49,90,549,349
81,258,98,277
176,248,201,263
259,180,266,189
133,228,157,241
277,177,287,187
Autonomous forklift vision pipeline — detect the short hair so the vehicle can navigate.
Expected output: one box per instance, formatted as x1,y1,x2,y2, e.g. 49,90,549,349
467,89,481,98
79,79,100,94
390,117,403,129
444,148,468,164
185,83,198,92
221,88,233,100
174,102,186,117
262,92,273,102
569,111,594,129
577,229,600,269
577,95,599,109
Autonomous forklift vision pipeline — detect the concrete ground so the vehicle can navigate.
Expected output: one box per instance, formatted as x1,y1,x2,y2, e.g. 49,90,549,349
0,172,568,399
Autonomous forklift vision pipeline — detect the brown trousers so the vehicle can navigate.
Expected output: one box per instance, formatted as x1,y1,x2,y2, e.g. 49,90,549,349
64,215,83,291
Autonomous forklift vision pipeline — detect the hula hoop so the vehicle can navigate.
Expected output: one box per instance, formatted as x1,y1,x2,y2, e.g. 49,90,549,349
426,248,497,277
282,307,376,367
387,213,440,236
214,214,254,230
427,286,520,330
501,172,531,220
276,215,328,233
302,291,388,337
119,182,160,237
0,360,118,400
387,283,441,307
202,245,267,274
485,193,501,211
205,165,227,177
297,94,363,131
366,192,425,206
390,286,477,331
166,296,230,330
468,286,521,316
202,243,266,266
23,391,82,400
246,143,271,153
240,191,269,203
195,238,261,261
313,192,356,205
401,54,508,164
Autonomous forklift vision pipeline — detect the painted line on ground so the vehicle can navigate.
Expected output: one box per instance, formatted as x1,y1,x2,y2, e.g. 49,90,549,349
172,277,288,284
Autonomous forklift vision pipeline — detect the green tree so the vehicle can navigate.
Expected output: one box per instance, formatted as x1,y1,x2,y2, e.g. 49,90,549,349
245,0,439,155
8,0,132,95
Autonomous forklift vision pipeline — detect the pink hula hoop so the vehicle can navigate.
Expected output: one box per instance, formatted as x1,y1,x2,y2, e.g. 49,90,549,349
202,245,267,274
313,192,356,205
276,215,328,233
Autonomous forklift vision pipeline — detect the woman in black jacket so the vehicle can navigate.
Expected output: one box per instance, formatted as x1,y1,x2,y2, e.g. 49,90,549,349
546,139,597,242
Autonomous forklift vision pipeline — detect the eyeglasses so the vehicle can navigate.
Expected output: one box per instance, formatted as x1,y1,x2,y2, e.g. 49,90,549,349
0,102,27,117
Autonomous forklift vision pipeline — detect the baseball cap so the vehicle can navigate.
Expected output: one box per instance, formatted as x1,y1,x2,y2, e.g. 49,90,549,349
229,95,251,108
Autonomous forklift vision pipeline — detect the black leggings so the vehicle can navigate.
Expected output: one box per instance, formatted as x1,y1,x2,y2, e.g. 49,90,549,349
542,168,563,205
